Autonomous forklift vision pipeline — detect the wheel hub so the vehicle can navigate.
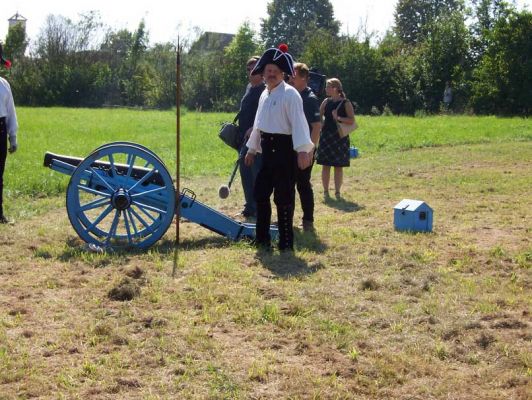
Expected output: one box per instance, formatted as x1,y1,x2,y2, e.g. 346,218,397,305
112,189,131,210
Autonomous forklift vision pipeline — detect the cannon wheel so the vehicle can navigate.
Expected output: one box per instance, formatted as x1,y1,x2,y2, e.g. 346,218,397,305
66,143,176,249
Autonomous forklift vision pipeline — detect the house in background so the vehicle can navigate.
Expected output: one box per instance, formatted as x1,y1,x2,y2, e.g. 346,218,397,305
189,32,234,54
8,12,27,31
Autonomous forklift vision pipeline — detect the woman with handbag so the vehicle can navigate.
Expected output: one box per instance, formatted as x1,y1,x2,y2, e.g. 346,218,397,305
316,78,356,199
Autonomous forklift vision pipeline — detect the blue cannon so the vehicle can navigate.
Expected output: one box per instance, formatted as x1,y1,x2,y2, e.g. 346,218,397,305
44,142,277,249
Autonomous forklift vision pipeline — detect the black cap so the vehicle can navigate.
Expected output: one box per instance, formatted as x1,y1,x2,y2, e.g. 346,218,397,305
251,44,294,76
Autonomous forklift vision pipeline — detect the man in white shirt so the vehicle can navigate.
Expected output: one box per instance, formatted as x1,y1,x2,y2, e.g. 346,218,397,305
244,45,313,251
0,43,18,224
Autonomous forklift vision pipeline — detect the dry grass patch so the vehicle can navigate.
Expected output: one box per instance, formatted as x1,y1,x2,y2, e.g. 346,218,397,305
0,142,530,398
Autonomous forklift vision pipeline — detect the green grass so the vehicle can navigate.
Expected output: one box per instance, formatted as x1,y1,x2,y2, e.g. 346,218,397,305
6,108,531,199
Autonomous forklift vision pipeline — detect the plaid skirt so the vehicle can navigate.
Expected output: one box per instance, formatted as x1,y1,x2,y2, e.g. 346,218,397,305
316,127,350,167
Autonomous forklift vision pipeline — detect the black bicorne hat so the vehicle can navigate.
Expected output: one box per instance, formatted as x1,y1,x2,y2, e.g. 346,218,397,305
0,43,12,68
251,44,294,76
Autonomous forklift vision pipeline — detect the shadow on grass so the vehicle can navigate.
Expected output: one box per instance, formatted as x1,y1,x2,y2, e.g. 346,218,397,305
255,249,323,278
324,195,364,212
154,236,232,253
56,235,232,261
294,228,328,252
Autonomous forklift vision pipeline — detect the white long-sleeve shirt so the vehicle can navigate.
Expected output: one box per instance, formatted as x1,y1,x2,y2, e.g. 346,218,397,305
246,81,314,154
0,77,18,145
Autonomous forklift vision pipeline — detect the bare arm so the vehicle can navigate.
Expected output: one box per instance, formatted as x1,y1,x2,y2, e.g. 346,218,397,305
337,101,355,125
319,98,327,121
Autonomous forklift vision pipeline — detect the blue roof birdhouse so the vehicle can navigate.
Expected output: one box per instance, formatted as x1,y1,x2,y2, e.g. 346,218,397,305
394,199,433,232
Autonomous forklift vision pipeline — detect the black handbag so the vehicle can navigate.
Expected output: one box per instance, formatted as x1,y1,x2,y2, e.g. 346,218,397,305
218,113,241,150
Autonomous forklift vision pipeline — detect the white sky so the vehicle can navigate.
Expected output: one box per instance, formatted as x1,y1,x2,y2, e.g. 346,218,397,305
1,0,531,46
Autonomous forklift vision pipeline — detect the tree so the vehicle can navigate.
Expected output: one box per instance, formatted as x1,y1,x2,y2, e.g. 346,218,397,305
394,0,465,45
379,41,426,114
219,23,262,109
470,10,532,115
469,0,512,62
301,28,339,76
261,0,340,58
147,42,178,108
3,23,28,61
415,10,470,111
303,31,387,113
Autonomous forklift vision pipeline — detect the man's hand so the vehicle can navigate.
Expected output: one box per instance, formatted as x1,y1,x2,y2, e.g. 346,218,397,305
8,137,17,153
297,151,312,170
244,152,255,167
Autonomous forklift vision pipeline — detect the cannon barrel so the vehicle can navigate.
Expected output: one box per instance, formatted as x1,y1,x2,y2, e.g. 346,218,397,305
44,151,165,186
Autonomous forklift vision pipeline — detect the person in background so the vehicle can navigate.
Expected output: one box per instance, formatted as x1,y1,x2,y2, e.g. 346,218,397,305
443,81,453,111
288,63,321,232
235,56,265,220
315,78,354,199
244,45,313,252
0,43,18,224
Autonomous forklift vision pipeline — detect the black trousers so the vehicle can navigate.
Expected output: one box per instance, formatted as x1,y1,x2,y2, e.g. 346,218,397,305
253,132,297,250
0,117,7,217
296,156,315,222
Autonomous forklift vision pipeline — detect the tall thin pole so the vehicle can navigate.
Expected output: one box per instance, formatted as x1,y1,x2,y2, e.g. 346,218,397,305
172,39,181,278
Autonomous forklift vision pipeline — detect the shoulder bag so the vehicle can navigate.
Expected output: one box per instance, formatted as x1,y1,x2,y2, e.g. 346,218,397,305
218,112,241,150
335,100,357,138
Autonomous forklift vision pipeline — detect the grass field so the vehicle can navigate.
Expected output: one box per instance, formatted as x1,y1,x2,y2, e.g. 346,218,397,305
0,108,531,399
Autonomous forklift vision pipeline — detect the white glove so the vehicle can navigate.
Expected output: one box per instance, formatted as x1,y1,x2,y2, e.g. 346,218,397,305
8,136,17,153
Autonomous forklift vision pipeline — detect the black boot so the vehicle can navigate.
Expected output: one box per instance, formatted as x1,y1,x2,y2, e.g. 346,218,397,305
254,201,272,249
277,204,294,252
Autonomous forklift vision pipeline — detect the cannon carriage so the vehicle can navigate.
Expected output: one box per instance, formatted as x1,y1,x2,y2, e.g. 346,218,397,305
44,142,277,249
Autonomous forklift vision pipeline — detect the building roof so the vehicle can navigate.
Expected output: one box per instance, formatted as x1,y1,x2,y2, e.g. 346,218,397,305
8,12,27,22
189,32,235,53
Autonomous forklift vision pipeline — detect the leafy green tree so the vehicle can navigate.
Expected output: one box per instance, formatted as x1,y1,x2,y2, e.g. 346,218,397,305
261,0,340,58
390,1,470,112
470,10,532,115
100,29,135,104
181,50,226,110
416,11,470,111
219,23,262,110
303,32,386,113
148,42,177,108
469,0,511,62
122,20,151,105
3,23,28,61
394,0,465,45
301,28,339,76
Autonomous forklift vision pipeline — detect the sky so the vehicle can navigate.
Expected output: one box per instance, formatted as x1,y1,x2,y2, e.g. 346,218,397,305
1,0,531,46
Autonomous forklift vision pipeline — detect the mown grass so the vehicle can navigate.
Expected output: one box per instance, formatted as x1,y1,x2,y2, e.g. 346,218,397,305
0,108,530,399
5,107,531,219
5,108,531,197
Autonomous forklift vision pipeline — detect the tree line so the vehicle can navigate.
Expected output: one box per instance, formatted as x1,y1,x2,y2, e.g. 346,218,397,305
2,0,530,115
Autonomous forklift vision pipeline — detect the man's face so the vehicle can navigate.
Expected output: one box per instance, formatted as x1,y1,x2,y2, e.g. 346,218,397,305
264,64,283,88
290,71,307,91
248,62,263,85
247,62,256,79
